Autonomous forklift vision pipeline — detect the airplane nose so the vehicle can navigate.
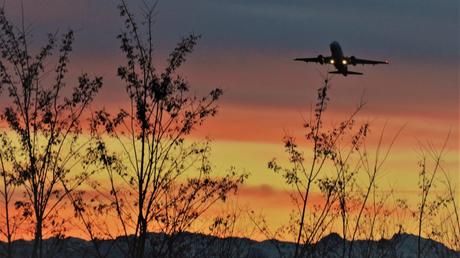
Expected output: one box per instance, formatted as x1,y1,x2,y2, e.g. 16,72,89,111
330,41,339,51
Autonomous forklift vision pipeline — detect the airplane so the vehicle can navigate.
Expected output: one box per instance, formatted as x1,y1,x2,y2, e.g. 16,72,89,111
294,41,389,76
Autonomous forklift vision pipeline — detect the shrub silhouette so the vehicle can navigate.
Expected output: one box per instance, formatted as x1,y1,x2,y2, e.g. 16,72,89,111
267,77,409,258
0,6,102,258
70,2,247,258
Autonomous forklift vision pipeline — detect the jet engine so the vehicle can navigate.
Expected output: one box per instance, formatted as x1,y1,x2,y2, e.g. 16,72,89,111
317,55,324,64
349,56,357,65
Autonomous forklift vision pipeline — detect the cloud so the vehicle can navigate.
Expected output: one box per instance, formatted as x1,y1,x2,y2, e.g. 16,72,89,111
4,0,457,63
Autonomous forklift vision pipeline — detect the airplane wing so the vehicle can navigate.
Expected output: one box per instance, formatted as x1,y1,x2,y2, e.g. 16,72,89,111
294,55,331,64
349,57,389,65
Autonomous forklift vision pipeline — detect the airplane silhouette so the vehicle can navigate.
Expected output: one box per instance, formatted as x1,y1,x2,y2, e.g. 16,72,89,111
294,41,389,76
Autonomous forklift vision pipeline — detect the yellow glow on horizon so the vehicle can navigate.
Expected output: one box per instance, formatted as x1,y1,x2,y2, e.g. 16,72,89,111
0,107,458,248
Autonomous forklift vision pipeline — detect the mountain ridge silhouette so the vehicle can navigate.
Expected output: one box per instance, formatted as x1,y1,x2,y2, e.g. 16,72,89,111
2,232,459,258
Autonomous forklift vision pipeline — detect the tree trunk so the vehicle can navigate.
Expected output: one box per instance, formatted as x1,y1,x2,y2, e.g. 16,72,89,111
32,216,43,258
133,217,147,258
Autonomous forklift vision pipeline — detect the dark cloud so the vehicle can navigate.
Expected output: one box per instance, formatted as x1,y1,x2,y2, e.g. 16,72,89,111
2,0,458,118
4,0,458,62
151,0,458,63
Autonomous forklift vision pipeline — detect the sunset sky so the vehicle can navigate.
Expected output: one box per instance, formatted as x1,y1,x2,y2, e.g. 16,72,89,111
2,0,459,239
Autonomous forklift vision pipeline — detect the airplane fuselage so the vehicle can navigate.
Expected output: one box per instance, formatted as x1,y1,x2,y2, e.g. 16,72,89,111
329,41,348,75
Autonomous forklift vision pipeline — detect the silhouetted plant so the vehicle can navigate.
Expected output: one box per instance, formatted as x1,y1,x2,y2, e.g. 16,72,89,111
0,7,102,258
438,165,460,251
346,124,402,258
268,77,368,258
416,135,453,258
79,2,246,258
247,209,291,258
0,131,20,258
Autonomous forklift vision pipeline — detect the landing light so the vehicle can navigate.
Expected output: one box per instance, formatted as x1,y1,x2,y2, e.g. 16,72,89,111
342,60,347,65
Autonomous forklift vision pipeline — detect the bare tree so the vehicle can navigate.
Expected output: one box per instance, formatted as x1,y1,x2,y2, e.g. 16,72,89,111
80,2,246,258
268,77,369,258
438,166,460,251
0,7,102,258
347,124,403,258
0,132,19,258
416,134,452,258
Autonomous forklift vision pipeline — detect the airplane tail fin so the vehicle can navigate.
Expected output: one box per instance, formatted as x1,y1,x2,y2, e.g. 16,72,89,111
329,70,363,75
